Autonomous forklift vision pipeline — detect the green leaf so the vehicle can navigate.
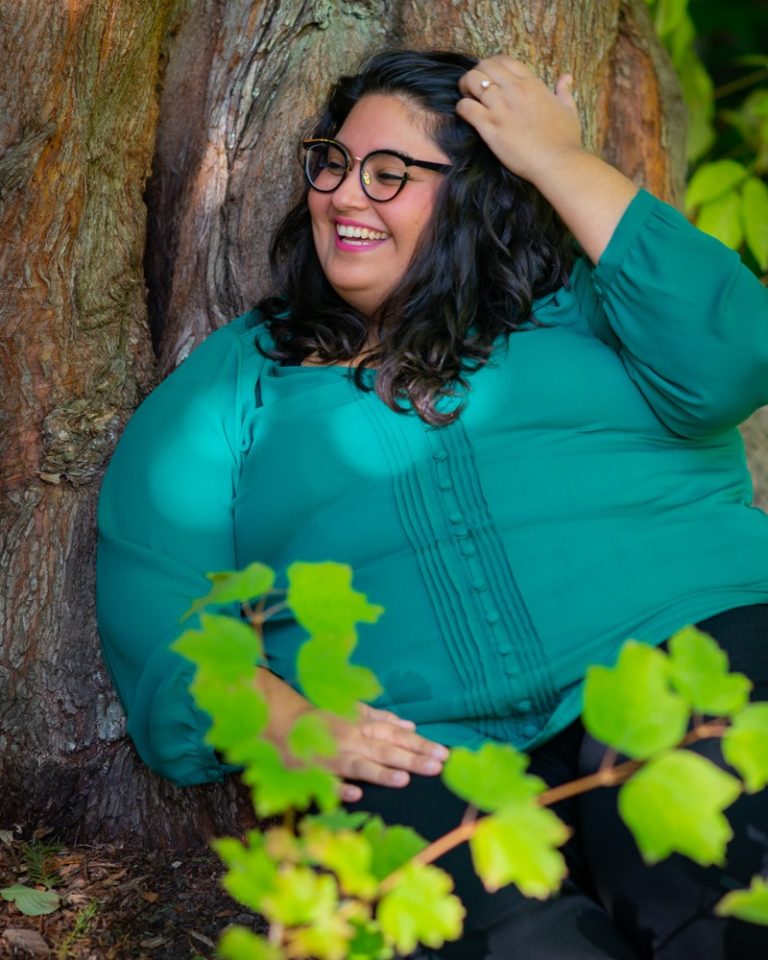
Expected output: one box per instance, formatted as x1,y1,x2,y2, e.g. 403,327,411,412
182,562,275,621
287,562,384,637
287,913,357,960
686,160,749,211
303,809,372,832
653,0,688,39
667,625,752,716
361,817,428,882
347,919,394,960
723,703,768,793
583,642,689,758
302,823,377,899
217,926,281,960
0,884,61,916
696,191,744,250
213,834,277,913
716,875,768,926
173,613,263,678
470,804,570,898
442,743,545,812
679,51,715,163
297,637,382,718
743,177,768,271
288,712,338,761
193,676,268,751
377,862,464,953
261,864,338,926
619,749,741,866
229,738,340,816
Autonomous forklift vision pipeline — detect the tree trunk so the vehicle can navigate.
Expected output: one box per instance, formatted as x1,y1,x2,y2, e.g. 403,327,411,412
2,0,758,847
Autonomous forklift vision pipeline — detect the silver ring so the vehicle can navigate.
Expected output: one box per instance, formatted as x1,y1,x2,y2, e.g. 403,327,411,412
479,78,497,97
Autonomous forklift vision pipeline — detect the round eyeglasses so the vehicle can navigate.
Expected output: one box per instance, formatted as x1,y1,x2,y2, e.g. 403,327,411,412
302,138,452,203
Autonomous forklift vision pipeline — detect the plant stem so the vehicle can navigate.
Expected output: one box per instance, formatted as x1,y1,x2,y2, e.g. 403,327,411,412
380,720,729,891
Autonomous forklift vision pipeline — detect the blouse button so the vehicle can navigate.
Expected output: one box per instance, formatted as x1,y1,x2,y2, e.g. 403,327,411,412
485,609,500,624
522,722,540,739
471,579,487,592
517,699,532,712
438,478,453,491
448,512,463,525
432,448,448,461
460,542,476,557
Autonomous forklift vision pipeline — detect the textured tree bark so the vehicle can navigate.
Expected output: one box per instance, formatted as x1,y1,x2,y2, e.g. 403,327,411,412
3,0,762,846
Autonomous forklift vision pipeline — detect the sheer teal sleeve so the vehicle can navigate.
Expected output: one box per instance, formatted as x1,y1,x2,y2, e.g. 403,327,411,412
96,312,265,785
589,189,768,437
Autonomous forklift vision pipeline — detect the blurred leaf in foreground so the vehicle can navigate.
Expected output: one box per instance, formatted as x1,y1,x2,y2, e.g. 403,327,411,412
619,749,740,866
470,803,570,898
717,876,768,926
442,743,545,812
583,642,689,758
723,703,768,793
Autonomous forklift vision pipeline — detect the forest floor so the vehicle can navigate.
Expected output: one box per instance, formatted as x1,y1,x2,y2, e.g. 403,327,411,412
0,828,263,959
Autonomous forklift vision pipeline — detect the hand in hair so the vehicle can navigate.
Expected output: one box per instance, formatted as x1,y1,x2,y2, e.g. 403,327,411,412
456,55,639,264
255,667,449,802
456,55,582,185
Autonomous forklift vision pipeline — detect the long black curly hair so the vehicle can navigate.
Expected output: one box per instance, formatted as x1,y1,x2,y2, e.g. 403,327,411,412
257,49,574,426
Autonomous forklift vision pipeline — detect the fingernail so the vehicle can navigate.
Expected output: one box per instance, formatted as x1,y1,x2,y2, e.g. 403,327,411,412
422,760,442,774
390,772,408,786
432,745,450,760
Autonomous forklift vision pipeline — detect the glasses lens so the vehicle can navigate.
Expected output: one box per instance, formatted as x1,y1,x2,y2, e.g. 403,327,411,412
305,142,348,191
361,152,408,201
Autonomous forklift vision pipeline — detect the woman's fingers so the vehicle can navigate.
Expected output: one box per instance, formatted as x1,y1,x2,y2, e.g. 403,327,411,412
360,703,416,729
320,706,450,787
457,55,582,184
339,781,363,803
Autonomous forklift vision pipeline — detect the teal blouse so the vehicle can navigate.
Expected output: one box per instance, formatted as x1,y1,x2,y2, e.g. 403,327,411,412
96,189,768,786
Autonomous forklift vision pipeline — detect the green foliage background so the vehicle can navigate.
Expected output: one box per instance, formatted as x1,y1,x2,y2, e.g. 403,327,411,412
652,0,768,274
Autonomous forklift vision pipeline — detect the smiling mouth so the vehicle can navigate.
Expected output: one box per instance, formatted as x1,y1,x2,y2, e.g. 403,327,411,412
335,223,389,243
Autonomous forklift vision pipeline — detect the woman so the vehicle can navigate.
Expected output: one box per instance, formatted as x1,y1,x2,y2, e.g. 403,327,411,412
97,50,768,958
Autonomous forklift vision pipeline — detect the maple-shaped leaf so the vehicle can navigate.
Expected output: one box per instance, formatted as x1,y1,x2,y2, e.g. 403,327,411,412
723,703,768,793
302,822,377,899
303,809,372,832
217,925,281,960
286,562,384,637
261,864,339,926
173,613,263,679
376,861,464,954
191,676,268,752
346,918,393,960
583,641,689,758
213,834,277,913
287,910,357,960
716,875,768,926
297,637,382,718
361,817,428,881
667,625,751,716
442,743,545,812
619,749,741,866
288,712,338,761
470,803,570,898
229,738,339,816
182,562,275,621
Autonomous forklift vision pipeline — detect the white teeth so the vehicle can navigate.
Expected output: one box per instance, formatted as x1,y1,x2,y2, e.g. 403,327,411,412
336,224,388,241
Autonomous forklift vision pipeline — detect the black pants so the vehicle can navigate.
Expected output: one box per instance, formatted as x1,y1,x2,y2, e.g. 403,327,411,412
344,605,768,959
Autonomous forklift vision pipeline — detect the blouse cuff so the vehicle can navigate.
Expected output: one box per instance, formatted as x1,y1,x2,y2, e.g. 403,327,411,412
593,188,659,293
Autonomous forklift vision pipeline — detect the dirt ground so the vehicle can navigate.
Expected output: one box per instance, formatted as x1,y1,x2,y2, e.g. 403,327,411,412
0,829,264,959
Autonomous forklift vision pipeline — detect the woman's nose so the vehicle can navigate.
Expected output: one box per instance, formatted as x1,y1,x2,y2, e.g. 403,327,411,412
330,164,368,210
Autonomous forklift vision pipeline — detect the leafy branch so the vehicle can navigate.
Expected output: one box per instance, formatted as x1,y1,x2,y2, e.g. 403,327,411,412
172,561,768,959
